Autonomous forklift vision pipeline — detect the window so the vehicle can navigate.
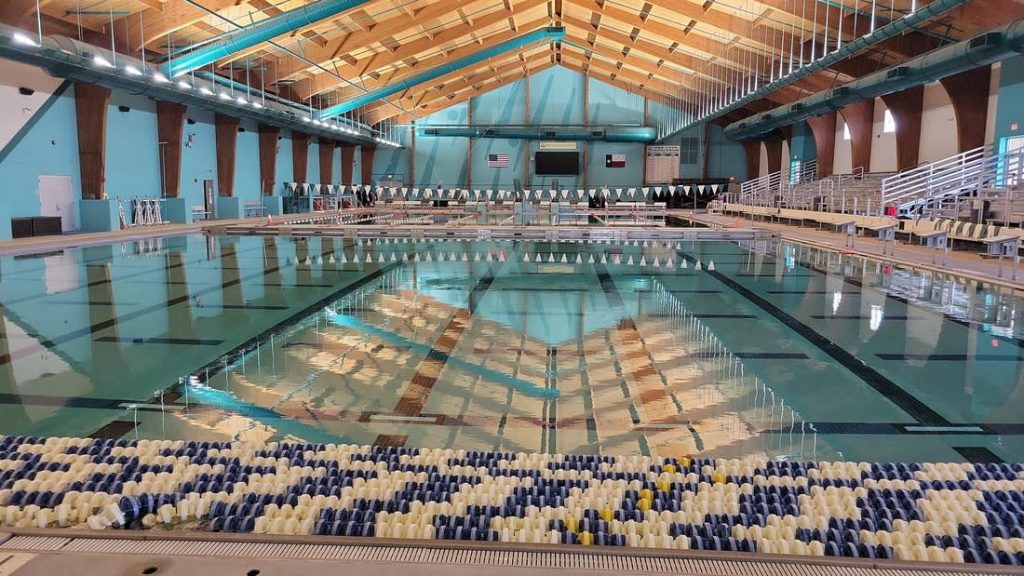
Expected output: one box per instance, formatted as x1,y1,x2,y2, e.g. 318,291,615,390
883,109,896,133
843,123,851,141
680,137,699,164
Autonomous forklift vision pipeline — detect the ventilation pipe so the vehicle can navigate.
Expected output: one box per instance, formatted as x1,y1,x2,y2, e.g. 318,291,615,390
317,26,566,120
418,125,657,142
0,24,382,144
163,0,374,78
657,0,970,143
725,19,1024,140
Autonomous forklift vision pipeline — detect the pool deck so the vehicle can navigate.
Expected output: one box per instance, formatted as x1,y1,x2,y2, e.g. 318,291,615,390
1,209,1021,290
0,212,336,256
2,529,1020,576
683,212,1024,291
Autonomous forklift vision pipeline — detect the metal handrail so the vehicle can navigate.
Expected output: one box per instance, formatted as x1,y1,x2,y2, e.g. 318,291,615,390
880,144,997,210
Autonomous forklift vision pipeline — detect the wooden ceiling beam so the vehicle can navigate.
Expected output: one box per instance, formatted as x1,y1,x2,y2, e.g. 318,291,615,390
561,18,806,105
564,0,836,96
254,1,475,78
111,0,248,52
361,48,552,122
303,14,550,101
264,0,536,84
0,0,58,29
370,59,556,124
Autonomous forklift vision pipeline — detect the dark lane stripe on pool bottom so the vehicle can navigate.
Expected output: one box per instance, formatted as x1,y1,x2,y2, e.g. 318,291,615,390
876,353,1023,362
677,250,951,425
94,337,225,346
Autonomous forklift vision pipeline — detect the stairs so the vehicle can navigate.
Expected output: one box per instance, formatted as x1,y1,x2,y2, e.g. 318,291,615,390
881,144,1024,215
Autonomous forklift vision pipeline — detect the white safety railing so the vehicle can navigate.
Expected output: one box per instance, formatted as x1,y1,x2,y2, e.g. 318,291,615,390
789,159,818,185
881,145,1024,214
740,170,784,202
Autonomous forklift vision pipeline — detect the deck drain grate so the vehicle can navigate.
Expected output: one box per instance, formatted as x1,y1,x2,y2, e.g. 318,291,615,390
0,536,1004,576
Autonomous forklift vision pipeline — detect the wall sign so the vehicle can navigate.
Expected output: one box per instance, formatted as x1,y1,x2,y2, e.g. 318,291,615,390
645,145,680,184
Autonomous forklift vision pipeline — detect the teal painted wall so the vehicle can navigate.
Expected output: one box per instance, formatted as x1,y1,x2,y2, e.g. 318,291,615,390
372,128,411,184
788,121,817,165
416,102,469,187
468,80,528,189
275,130,293,192
706,124,747,182
106,91,160,200
530,67,583,124
180,108,217,207
332,143,341,184
0,82,79,239
351,146,362,185
235,118,260,200
588,77,644,125
416,66,647,189
0,60,350,238
996,56,1024,146
306,140,319,186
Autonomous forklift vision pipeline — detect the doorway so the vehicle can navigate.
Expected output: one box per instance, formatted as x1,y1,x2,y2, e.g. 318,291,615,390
37,175,75,232
998,136,1024,187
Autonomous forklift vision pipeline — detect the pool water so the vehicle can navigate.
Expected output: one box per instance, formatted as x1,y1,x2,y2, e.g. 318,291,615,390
1,234,1022,463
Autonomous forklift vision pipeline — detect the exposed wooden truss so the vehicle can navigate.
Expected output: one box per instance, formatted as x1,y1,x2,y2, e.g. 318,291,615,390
3,0,1021,128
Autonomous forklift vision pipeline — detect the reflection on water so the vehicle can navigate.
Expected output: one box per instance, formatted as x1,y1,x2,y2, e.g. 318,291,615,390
0,235,1022,463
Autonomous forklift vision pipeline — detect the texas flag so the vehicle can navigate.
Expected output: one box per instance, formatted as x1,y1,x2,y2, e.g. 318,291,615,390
605,153,626,168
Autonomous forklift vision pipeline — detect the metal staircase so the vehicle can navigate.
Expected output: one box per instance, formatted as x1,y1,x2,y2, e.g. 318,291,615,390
881,145,1024,215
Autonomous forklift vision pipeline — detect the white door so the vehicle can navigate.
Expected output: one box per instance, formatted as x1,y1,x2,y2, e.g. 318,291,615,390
38,175,75,232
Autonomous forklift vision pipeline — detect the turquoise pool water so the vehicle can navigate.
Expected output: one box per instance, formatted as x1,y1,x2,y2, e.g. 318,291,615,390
0,234,1021,463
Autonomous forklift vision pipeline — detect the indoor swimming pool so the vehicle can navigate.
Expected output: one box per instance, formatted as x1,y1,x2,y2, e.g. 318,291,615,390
1,234,1022,464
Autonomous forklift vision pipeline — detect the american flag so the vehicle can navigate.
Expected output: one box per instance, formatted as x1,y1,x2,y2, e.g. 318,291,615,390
488,153,510,168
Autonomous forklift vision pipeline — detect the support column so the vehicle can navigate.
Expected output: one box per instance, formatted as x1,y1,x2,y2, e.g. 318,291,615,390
258,124,280,196
319,138,336,185
74,83,111,199
764,139,783,174
292,132,310,183
214,113,240,197
841,99,875,173
700,123,711,179
361,145,376,186
523,73,531,187
156,101,186,198
642,98,649,185
340,145,356,184
408,127,416,187
742,140,761,181
582,78,589,188
806,112,837,177
939,66,992,152
466,97,474,189
881,85,924,171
